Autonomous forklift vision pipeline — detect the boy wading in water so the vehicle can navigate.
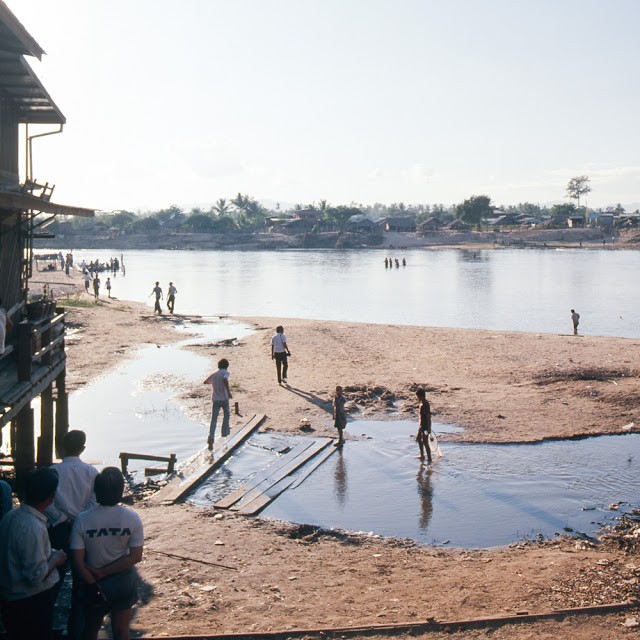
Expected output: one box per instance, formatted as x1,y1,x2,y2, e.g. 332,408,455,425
333,386,347,447
416,387,432,463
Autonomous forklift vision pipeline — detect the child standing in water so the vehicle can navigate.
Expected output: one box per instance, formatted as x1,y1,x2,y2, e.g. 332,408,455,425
416,387,432,463
333,386,347,447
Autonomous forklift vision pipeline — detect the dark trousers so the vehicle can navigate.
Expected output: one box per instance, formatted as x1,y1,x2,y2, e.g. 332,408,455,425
1,585,58,640
154,298,162,314
274,352,288,383
167,295,175,313
49,520,84,640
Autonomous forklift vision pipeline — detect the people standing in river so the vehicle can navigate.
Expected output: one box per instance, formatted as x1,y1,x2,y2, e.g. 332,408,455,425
204,358,232,450
105,277,112,299
415,387,432,463
395,258,400,268
150,282,163,315
271,325,291,384
402,258,406,266
92,275,100,299
333,386,347,447
384,258,388,268
167,282,177,314
571,309,580,335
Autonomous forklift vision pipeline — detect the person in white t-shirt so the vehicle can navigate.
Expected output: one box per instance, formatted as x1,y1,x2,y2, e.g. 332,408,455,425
204,358,232,450
166,282,177,314
71,467,143,640
270,325,291,385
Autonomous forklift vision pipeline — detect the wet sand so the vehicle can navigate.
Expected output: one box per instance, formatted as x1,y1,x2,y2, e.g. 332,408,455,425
34,268,640,639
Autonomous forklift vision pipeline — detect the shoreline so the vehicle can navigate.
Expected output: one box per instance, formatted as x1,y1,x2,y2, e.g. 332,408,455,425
28,267,640,640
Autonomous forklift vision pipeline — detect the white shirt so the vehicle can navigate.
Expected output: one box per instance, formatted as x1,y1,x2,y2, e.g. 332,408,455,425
205,369,230,402
45,456,99,526
168,285,177,296
0,505,60,601
70,504,144,569
271,333,287,353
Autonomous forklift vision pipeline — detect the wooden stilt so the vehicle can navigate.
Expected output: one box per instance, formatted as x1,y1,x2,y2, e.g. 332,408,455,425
37,383,54,467
54,369,69,459
14,404,35,498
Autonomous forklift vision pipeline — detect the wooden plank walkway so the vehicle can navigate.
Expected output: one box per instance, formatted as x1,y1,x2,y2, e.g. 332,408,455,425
148,414,266,505
237,444,337,516
217,438,332,513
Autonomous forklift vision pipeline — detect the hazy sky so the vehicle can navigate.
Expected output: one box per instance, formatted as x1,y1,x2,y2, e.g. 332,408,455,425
11,0,640,212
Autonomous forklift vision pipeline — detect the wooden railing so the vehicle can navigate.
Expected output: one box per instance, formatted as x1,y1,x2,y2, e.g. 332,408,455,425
17,309,65,382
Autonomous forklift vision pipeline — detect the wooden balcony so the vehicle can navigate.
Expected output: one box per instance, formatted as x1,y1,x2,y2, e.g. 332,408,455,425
0,306,69,483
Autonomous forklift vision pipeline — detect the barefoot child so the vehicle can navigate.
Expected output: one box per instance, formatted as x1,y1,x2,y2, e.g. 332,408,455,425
333,386,347,446
416,387,432,463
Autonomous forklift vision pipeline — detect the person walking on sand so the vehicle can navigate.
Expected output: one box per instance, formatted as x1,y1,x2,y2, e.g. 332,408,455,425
571,309,580,335
333,386,347,447
150,281,163,315
204,358,232,451
167,282,177,314
416,388,432,463
271,325,291,385
105,277,112,299
93,274,101,299
84,271,91,293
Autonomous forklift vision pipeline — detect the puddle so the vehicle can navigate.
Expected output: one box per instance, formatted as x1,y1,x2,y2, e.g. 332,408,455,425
63,319,253,476
191,420,640,548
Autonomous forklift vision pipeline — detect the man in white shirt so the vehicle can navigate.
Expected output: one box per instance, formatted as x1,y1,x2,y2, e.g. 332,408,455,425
271,325,291,384
46,430,98,640
167,282,177,314
0,468,67,640
204,358,232,450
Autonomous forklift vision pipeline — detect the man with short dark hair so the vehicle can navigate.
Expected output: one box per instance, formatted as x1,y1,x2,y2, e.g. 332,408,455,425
204,358,233,450
71,467,144,640
0,468,67,640
46,429,99,639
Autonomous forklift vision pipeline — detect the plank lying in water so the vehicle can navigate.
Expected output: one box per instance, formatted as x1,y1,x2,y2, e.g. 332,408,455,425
237,443,337,516
229,438,333,512
148,414,266,505
214,440,316,510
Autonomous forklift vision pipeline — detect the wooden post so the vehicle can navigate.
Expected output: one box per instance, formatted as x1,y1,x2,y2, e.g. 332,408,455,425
54,369,69,459
17,322,32,382
14,404,35,498
38,383,54,467
168,453,177,473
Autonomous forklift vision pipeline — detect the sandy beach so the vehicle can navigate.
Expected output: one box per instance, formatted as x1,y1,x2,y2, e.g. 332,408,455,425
32,268,640,639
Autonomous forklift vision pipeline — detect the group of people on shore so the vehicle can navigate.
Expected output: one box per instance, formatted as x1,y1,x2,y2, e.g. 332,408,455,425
0,430,143,640
150,281,178,315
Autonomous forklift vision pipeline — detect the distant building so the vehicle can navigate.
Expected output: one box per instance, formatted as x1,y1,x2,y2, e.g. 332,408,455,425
379,216,416,232
347,214,377,232
417,217,444,233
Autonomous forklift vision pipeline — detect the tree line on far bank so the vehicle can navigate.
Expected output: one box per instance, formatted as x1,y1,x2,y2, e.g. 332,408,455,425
52,176,634,237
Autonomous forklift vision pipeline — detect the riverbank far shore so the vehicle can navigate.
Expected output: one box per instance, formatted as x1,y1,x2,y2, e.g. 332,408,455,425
28,269,640,639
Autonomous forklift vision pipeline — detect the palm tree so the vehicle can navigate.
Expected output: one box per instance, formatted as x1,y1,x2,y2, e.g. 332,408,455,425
212,198,230,217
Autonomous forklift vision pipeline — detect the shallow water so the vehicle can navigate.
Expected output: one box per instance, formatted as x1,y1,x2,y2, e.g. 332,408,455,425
64,248,640,338
59,319,253,472
191,421,640,548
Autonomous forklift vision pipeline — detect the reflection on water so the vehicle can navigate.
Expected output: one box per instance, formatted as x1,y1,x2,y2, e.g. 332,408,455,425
195,421,639,548
64,248,640,337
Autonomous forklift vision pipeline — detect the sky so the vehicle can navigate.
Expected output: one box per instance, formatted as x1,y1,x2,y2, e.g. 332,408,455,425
9,0,640,212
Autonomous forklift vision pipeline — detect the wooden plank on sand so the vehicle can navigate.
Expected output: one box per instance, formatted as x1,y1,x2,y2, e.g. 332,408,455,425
229,438,332,512
214,440,316,510
148,414,266,505
238,443,337,516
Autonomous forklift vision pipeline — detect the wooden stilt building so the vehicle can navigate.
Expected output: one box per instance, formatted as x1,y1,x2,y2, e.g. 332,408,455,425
0,1,94,492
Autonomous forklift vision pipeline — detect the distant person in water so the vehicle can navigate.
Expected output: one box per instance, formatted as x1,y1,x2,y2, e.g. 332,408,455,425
415,388,432,463
333,386,347,447
150,282,163,314
571,309,580,335
271,325,291,384
204,358,232,450
167,282,177,314
402,258,406,266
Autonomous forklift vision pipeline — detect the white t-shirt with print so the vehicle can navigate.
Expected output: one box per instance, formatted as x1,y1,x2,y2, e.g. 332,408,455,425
70,504,144,569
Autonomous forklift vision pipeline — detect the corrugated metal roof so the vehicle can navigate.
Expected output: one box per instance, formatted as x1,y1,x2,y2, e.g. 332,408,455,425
0,1,65,124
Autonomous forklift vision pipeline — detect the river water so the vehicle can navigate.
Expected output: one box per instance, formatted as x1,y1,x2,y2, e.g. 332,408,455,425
24,247,640,546
65,247,640,338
